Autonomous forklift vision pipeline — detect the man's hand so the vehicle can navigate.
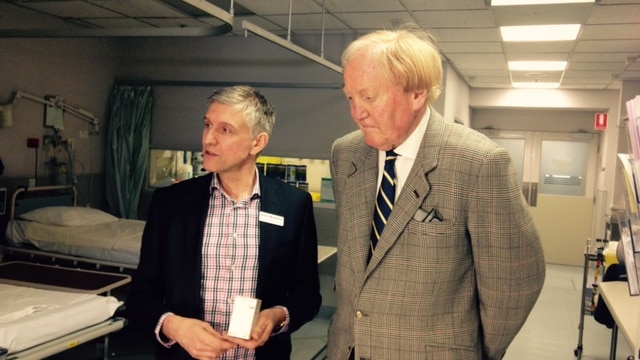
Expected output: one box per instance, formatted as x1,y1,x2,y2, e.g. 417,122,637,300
163,314,236,359
223,307,286,350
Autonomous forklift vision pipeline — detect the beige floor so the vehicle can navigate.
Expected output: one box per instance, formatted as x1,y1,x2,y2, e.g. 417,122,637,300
503,263,633,360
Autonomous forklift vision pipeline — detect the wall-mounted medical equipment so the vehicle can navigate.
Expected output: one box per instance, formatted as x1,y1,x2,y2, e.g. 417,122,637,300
0,91,100,134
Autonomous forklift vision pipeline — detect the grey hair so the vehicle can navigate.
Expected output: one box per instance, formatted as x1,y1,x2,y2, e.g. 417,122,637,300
206,85,275,136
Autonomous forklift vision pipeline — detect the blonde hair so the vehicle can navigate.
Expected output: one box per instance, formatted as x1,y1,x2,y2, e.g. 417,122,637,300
341,25,443,105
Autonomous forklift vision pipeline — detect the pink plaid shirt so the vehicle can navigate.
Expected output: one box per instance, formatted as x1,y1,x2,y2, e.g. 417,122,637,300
201,172,261,360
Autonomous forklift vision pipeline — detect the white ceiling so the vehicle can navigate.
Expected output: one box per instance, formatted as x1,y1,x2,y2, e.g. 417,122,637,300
1,0,639,90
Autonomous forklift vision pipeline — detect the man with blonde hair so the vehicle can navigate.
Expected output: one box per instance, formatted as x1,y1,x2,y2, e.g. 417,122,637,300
328,27,545,360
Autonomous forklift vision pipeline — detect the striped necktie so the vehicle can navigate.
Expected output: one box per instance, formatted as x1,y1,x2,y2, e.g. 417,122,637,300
371,150,398,253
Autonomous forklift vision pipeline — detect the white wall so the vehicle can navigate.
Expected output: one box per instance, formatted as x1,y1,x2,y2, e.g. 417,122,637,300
442,61,470,125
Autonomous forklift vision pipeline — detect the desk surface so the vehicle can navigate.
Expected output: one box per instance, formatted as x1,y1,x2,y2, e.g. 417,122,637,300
0,261,131,294
318,245,337,264
599,281,640,358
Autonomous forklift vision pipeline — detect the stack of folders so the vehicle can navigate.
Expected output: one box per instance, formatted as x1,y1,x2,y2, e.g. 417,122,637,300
618,94,640,296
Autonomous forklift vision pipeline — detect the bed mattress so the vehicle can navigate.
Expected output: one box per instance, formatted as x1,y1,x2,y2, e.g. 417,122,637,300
5,219,145,267
0,283,122,354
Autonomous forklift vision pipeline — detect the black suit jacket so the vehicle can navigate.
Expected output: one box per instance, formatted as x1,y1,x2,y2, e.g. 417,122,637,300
127,172,322,359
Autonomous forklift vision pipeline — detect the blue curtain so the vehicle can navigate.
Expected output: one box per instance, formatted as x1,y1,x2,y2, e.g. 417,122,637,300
105,85,153,219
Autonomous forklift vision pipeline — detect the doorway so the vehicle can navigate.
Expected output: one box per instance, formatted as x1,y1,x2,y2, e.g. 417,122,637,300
479,130,599,266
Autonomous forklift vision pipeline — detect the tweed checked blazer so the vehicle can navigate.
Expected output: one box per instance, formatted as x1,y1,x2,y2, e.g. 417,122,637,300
127,172,322,360
327,109,545,360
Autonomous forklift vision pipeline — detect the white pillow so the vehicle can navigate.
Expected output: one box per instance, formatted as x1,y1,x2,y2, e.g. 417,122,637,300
19,206,118,226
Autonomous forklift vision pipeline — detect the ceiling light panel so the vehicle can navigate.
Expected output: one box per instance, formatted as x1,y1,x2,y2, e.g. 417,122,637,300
500,24,581,41
511,71,563,82
512,82,560,89
509,61,567,71
492,0,594,6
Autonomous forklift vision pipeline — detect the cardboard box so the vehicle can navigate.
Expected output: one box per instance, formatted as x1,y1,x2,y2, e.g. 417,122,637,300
227,296,261,340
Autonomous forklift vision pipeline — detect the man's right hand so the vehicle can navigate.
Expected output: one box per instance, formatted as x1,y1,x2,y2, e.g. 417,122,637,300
162,314,236,360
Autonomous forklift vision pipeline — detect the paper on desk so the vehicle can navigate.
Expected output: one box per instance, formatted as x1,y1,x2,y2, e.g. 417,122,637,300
618,217,640,296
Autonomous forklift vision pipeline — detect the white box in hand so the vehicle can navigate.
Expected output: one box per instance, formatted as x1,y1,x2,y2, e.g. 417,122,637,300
228,296,261,340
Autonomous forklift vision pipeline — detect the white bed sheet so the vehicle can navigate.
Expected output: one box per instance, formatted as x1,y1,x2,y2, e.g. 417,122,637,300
5,219,145,266
0,284,122,354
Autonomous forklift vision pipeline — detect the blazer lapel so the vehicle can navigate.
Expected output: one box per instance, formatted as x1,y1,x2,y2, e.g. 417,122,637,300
366,110,445,271
343,144,379,281
256,174,283,297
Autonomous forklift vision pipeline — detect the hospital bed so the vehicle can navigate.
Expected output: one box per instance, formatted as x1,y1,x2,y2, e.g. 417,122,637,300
2,186,144,272
0,261,130,360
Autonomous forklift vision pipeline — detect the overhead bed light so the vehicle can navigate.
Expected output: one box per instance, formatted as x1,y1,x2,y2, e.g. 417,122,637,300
500,24,581,41
241,20,343,74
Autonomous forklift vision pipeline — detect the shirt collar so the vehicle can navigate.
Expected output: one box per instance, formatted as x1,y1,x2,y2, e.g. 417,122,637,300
209,169,262,200
393,106,430,160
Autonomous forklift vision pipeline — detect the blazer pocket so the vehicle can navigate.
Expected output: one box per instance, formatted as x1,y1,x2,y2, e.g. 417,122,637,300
406,218,455,236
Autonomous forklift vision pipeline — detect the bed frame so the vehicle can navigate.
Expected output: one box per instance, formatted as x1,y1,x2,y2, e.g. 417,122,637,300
1,317,126,360
1,185,137,273
0,261,131,360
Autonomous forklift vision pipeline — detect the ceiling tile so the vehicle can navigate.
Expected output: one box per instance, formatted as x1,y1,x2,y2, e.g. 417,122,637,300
570,52,640,62
87,0,187,18
82,18,156,28
323,0,406,13
430,28,500,42
439,41,503,53
587,4,640,24
412,9,495,28
333,11,415,30
259,13,348,32
580,24,640,40
574,39,640,52
235,0,324,15
447,53,507,70
21,0,120,18
568,61,628,71
402,0,488,11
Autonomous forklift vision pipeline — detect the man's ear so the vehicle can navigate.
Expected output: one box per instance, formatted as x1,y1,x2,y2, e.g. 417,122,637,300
412,90,428,110
251,133,269,155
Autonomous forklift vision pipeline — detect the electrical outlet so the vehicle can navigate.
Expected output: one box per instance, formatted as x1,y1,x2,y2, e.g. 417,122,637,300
79,130,89,139
27,137,39,148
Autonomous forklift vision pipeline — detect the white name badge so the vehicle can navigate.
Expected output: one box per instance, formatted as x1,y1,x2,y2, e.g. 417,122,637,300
259,211,285,227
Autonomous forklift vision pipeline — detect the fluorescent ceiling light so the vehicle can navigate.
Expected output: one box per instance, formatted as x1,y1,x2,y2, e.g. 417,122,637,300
512,82,560,89
501,24,581,41
492,0,594,5
508,61,567,71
